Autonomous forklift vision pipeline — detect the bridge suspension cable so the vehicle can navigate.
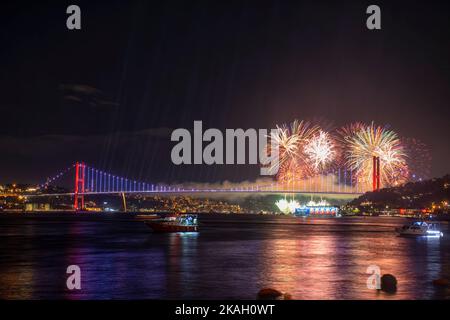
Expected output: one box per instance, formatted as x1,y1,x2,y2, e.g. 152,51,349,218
37,162,366,211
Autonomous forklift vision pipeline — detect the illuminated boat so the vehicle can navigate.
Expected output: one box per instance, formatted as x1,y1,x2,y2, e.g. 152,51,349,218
396,221,443,237
293,200,340,217
144,213,198,233
135,214,159,220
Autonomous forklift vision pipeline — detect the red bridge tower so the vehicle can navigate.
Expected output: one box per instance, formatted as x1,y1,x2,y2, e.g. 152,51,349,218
372,156,380,192
74,162,86,210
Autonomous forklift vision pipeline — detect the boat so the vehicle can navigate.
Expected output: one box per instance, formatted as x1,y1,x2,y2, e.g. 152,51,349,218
144,213,198,233
293,199,341,218
135,213,159,220
396,221,443,237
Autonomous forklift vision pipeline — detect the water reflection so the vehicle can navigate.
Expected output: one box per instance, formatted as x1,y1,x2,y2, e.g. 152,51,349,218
166,232,199,299
0,266,35,299
0,222,36,299
0,214,448,299
261,232,341,299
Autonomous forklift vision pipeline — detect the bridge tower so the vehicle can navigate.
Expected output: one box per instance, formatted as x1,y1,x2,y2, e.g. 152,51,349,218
372,156,380,192
74,162,86,210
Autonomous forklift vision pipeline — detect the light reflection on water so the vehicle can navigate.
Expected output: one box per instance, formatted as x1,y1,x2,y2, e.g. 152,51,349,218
0,214,449,299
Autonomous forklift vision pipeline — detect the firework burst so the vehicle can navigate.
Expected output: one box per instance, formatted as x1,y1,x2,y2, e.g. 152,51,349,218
304,130,336,172
342,122,409,189
266,120,420,191
275,199,300,214
269,120,319,181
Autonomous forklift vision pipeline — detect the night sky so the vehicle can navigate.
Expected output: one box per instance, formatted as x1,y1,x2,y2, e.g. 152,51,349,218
1,0,449,185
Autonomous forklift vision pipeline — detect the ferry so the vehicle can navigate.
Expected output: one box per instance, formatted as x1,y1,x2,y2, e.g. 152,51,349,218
144,213,198,233
293,200,340,218
396,221,443,237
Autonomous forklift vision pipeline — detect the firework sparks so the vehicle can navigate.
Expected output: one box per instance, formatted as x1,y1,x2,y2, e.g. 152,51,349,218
269,120,319,181
304,130,336,172
342,122,409,189
266,120,422,192
275,199,300,214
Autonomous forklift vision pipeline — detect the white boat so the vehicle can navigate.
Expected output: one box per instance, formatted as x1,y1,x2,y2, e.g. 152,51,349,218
396,221,443,237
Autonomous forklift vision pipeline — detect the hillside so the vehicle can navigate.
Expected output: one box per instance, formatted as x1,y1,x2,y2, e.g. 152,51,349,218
348,175,450,213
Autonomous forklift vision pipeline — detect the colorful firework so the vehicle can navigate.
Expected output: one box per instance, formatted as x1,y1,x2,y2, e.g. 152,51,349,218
269,120,319,181
335,122,366,167
337,122,366,140
304,130,336,171
342,122,409,189
266,120,424,192
275,199,300,214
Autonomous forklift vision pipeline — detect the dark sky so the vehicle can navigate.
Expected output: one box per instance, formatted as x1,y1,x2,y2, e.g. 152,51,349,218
0,0,449,185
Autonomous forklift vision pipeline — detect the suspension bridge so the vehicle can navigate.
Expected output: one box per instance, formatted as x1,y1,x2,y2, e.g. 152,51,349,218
25,161,375,210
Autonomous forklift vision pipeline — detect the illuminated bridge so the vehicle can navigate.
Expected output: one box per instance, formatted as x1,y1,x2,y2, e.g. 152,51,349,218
28,162,369,210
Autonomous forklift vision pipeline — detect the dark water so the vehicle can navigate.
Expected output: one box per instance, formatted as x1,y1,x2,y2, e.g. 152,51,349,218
0,213,449,300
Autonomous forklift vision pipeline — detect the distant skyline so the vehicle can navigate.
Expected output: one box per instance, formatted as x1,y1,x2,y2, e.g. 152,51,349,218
1,0,449,184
